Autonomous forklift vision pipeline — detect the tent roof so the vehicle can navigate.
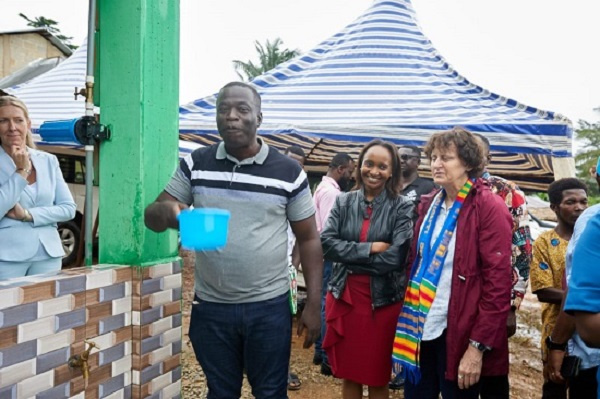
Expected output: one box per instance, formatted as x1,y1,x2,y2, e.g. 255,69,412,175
179,0,572,190
5,41,200,159
5,40,88,128
0,57,63,89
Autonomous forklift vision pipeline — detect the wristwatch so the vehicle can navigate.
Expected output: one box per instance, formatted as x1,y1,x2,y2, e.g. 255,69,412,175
469,339,491,352
545,336,568,351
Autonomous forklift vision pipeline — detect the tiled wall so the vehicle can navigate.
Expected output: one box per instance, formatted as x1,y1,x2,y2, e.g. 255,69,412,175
0,262,182,399
131,262,182,399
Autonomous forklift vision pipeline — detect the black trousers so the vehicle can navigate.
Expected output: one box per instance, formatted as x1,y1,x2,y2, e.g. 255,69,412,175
479,375,510,399
405,331,510,399
404,332,475,399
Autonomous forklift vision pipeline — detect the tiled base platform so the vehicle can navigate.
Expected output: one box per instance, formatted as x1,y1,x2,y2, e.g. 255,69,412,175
0,261,182,399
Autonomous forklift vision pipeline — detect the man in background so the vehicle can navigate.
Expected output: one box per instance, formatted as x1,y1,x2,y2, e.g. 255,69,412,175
530,178,588,398
284,145,307,391
312,152,355,375
398,145,436,210
547,160,600,398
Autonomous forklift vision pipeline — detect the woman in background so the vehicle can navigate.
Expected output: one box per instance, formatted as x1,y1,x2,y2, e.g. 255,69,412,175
0,95,76,279
321,139,414,399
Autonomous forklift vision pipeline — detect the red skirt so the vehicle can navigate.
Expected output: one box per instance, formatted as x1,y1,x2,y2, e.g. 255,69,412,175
323,274,401,386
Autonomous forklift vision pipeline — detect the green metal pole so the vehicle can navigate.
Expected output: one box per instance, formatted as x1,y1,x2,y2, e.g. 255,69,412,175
97,0,180,265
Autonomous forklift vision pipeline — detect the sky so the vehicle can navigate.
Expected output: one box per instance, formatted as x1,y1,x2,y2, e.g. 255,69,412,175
1,0,599,124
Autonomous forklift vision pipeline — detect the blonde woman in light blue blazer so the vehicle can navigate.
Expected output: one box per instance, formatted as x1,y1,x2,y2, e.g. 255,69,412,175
0,96,76,279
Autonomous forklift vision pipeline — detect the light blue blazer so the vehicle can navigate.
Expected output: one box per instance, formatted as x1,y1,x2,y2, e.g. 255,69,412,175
0,146,76,262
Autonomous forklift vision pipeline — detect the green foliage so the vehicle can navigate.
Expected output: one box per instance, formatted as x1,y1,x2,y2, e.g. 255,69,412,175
233,38,300,81
535,192,549,202
19,13,78,50
589,196,600,206
574,111,600,196
575,117,600,177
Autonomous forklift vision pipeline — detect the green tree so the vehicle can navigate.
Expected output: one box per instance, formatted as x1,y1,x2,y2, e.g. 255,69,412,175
19,13,78,50
575,109,600,198
233,38,300,81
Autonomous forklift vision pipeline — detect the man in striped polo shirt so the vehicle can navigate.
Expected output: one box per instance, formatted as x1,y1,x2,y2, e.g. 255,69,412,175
145,82,323,398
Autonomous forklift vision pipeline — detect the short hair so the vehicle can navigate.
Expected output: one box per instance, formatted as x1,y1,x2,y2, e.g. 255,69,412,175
217,82,262,109
0,95,36,148
284,145,306,161
329,152,353,169
399,145,421,158
353,140,402,198
474,133,491,152
547,178,588,205
424,126,484,178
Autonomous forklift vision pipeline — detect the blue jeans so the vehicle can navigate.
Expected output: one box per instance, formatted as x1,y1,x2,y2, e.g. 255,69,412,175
315,260,332,362
189,292,291,399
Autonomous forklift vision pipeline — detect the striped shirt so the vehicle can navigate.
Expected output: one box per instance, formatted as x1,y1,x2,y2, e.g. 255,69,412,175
166,139,315,303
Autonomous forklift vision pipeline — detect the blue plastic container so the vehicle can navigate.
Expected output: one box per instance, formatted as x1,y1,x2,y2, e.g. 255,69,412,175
178,208,231,251
39,119,79,143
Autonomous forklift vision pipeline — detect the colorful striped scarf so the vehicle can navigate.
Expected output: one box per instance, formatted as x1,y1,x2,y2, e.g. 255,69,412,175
392,178,475,383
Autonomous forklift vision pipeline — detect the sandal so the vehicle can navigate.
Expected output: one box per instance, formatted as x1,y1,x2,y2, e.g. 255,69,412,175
287,372,302,391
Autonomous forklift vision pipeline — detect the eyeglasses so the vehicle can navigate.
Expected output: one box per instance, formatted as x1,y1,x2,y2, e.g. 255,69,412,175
400,154,419,161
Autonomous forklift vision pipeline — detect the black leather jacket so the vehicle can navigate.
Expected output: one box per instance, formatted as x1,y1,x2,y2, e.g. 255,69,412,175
321,188,414,309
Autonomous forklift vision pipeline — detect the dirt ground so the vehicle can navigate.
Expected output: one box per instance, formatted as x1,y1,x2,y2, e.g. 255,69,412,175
180,250,544,398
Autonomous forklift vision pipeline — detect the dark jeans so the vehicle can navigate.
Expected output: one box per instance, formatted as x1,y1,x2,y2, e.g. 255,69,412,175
404,331,481,399
189,293,291,399
543,379,567,399
314,260,332,362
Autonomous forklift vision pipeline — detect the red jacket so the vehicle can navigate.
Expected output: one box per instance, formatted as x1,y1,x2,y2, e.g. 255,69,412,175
408,179,513,381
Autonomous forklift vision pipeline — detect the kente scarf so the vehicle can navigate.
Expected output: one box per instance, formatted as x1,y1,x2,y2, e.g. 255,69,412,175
392,178,475,383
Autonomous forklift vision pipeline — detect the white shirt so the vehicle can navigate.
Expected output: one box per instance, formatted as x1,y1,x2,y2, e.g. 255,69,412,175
422,195,456,341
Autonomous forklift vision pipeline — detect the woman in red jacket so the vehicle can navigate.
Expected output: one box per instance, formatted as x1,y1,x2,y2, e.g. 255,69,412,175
392,127,513,399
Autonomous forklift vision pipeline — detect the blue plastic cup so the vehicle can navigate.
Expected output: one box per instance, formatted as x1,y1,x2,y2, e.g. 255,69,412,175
177,208,231,251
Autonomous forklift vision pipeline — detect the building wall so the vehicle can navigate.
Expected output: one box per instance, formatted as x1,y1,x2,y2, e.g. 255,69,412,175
0,33,66,78
0,262,182,399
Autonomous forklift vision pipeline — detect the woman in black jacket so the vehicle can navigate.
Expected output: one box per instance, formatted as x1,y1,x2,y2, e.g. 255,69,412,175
321,139,414,399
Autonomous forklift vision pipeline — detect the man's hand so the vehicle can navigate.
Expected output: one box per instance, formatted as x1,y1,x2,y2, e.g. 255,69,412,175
507,309,517,338
144,191,188,232
547,350,566,383
297,299,321,348
457,346,483,389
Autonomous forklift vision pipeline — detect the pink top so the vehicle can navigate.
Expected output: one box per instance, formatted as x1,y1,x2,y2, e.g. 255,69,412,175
313,176,341,232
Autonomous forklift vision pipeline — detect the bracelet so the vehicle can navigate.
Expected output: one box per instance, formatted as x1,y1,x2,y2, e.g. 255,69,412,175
16,167,32,177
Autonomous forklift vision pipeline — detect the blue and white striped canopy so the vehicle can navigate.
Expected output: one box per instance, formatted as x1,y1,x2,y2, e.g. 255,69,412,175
179,0,572,189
